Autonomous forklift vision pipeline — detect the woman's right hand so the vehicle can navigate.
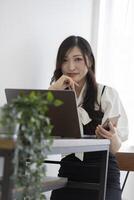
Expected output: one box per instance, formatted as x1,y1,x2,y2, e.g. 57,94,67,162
48,75,79,90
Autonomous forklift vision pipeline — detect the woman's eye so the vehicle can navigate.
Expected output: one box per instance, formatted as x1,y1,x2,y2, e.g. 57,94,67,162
75,57,83,62
63,59,68,63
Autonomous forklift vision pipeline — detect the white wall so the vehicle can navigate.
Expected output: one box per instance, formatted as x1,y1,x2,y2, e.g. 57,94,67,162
0,0,94,106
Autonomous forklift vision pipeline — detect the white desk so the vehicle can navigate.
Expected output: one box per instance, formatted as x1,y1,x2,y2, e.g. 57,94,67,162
46,139,110,200
47,138,110,154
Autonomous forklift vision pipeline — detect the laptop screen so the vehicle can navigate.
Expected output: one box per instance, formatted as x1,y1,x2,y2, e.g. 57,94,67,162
5,88,82,138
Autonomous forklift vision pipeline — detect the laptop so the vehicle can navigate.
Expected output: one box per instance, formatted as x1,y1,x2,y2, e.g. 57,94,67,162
5,88,84,139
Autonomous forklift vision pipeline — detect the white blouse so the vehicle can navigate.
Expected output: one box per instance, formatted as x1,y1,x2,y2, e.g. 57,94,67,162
77,83,129,142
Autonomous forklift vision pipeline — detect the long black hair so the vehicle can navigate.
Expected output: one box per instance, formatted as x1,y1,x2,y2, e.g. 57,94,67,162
51,35,98,111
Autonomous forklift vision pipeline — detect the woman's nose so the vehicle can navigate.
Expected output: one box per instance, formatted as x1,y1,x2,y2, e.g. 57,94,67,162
68,61,75,70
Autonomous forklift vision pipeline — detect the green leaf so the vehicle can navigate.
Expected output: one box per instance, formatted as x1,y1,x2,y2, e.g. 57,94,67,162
46,91,54,102
54,99,63,106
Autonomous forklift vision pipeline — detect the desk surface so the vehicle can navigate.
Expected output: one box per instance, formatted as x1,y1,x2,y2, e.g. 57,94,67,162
47,139,110,155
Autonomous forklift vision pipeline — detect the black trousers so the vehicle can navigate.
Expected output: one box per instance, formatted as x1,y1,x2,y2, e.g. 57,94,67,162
50,153,122,200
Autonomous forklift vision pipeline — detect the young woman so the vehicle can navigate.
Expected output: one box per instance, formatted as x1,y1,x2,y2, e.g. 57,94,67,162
49,35,128,200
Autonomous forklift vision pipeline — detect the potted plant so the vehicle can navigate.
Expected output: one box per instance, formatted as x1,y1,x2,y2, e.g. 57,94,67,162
0,91,62,200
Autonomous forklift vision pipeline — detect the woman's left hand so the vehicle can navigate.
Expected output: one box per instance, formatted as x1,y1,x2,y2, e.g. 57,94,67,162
95,121,115,139
95,121,122,154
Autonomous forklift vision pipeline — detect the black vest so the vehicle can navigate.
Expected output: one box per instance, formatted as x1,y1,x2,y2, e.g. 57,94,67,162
83,86,105,135
82,86,121,188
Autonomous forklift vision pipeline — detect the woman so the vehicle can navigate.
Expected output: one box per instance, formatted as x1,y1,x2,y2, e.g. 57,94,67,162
49,35,128,200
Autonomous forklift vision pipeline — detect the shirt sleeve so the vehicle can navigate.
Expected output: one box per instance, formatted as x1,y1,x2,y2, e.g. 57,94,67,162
100,85,129,142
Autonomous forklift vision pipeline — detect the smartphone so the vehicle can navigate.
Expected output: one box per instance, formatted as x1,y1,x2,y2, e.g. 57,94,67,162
102,115,120,131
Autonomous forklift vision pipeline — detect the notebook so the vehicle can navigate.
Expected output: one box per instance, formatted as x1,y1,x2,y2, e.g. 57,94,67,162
5,88,84,139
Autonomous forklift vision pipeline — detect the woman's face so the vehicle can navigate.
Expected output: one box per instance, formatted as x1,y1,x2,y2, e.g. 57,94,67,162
61,47,89,87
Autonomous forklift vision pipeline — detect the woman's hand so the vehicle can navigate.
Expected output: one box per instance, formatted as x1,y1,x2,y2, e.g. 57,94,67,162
95,121,115,139
48,75,79,90
95,121,121,154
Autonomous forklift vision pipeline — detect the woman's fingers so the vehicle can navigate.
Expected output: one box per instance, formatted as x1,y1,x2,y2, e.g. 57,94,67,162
95,129,103,139
63,78,74,89
62,75,79,90
96,124,115,139
108,121,115,132
49,75,79,90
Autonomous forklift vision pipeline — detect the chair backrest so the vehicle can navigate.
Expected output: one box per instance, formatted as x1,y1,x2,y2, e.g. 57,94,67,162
115,150,134,192
116,152,134,171
0,137,15,200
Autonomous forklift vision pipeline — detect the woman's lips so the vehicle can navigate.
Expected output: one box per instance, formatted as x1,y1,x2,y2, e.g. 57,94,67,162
67,73,79,77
